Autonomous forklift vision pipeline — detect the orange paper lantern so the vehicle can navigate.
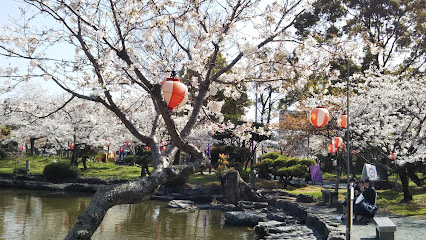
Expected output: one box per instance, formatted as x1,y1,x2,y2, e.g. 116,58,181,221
161,78,188,110
332,137,344,148
310,106,329,128
337,114,350,128
328,144,337,153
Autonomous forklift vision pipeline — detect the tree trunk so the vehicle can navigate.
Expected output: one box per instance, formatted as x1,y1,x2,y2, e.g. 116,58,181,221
82,156,87,170
398,168,413,202
407,167,423,186
65,163,200,240
378,157,388,181
30,138,35,156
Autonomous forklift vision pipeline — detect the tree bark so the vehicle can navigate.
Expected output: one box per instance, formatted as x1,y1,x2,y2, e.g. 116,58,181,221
65,163,199,240
378,157,389,181
398,168,413,202
407,166,423,186
30,138,35,156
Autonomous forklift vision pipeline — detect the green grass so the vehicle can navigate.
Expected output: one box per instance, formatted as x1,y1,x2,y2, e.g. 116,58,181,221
188,172,220,186
0,154,146,180
376,185,426,217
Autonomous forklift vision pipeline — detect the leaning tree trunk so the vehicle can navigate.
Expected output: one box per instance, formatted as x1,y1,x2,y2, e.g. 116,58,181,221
407,166,424,186
65,164,198,240
398,168,413,202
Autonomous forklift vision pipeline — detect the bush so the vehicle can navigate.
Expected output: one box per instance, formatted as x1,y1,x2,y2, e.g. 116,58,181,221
255,158,274,179
261,152,280,160
124,155,140,165
43,162,80,181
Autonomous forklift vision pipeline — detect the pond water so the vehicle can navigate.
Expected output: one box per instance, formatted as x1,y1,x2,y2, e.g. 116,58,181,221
0,188,255,240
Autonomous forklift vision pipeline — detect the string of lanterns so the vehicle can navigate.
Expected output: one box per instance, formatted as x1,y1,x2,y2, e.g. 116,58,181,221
310,106,350,154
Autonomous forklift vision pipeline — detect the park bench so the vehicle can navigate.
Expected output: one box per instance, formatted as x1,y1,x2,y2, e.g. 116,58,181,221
373,217,396,240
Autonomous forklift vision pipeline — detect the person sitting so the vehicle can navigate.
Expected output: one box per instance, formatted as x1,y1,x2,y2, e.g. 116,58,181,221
354,178,378,220
338,179,362,222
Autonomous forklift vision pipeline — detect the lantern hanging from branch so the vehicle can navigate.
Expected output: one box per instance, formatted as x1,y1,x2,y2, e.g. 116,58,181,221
389,152,396,160
19,146,24,151
125,141,129,147
339,143,346,150
328,144,337,153
161,77,189,110
310,106,329,128
146,146,151,151
161,146,166,152
332,137,344,148
119,147,124,152
337,114,350,128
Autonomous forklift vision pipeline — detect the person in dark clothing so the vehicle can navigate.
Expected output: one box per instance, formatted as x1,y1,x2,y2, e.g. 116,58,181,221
363,179,376,205
354,178,378,220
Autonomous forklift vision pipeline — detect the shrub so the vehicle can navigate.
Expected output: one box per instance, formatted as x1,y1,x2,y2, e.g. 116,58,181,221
124,155,140,165
43,162,80,181
261,152,280,160
255,158,274,179
229,162,249,182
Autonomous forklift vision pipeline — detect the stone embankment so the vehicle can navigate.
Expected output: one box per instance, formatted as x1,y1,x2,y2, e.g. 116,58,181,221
156,186,345,240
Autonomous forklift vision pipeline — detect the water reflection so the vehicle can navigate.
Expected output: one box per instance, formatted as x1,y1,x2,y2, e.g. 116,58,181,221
0,189,254,240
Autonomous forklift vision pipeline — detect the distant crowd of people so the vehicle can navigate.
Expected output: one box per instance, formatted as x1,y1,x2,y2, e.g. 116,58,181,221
338,178,378,222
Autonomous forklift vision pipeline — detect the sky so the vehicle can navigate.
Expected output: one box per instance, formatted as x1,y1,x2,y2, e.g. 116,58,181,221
0,0,279,124
0,0,66,97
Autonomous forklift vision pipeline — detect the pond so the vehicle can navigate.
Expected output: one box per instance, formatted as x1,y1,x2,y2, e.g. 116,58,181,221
0,188,255,240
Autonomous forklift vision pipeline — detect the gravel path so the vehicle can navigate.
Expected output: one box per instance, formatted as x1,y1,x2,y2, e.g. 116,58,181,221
310,204,426,240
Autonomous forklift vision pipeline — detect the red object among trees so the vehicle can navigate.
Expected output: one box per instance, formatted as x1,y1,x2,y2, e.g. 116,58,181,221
337,113,350,128
310,106,329,128
161,78,188,110
327,144,337,153
332,136,344,148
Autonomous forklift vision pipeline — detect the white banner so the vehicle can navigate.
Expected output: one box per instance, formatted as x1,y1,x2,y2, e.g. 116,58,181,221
361,163,378,181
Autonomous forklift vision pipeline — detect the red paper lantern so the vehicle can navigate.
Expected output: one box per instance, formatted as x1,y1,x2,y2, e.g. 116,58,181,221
161,78,188,110
327,144,337,153
19,146,24,151
389,152,396,160
339,143,346,150
125,141,129,147
68,143,75,150
337,114,350,128
146,146,151,151
119,147,124,152
332,137,344,148
161,146,166,152
310,106,329,128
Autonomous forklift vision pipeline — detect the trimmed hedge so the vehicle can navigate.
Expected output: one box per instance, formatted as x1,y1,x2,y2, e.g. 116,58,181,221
43,162,80,181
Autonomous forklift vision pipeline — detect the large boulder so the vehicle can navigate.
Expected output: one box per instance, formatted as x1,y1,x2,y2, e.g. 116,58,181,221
296,194,317,203
254,220,286,237
221,170,260,204
167,200,195,210
224,211,261,227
